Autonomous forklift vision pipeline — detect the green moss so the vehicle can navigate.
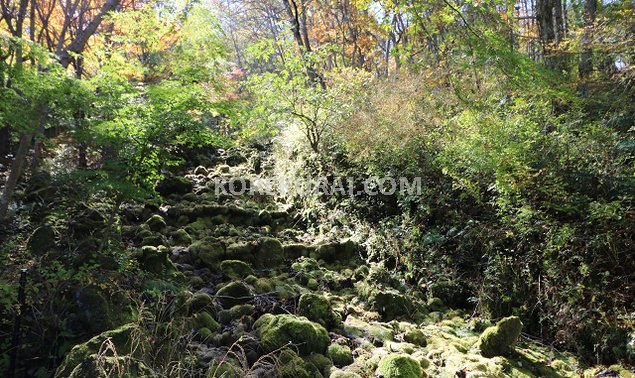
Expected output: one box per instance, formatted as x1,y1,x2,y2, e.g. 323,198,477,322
477,316,523,358
329,371,362,378
220,260,254,279
376,354,423,378
186,292,214,314
370,290,413,320
307,278,319,290
255,314,330,355
146,214,168,234
141,234,168,247
254,237,284,268
426,297,446,312
283,243,310,260
67,355,155,377
27,224,56,254
403,329,427,347
171,229,192,245
273,349,322,378
217,304,255,323
192,312,220,332
55,323,135,378
327,344,354,367
305,353,333,375
208,359,242,377
298,293,340,329
215,281,252,308
190,240,225,270
139,245,178,275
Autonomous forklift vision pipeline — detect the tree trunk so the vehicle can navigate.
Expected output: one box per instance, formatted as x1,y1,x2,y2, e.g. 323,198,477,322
0,132,33,219
579,0,597,95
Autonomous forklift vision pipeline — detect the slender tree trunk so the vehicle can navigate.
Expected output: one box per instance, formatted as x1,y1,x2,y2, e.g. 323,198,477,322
579,0,597,96
0,132,33,219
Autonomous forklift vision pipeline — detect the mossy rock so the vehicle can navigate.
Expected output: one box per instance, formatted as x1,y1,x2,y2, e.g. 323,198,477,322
186,292,214,314
254,314,330,355
192,311,221,333
403,329,427,347
171,229,192,245
190,240,225,270
327,344,354,367
283,243,311,260
156,175,193,196
27,224,56,254
226,242,255,262
370,290,413,320
55,323,135,378
477,316,523,358
254,237,284,268
208,358,243,378
273,349,323,378
329,371,362,378
306,353,333,375
218,304,255,323
310,240,358,263
139,245,178,275
376,354,423,378
67,355,156,378
141,234,168,247
76,285,129,334
220,260,254,279
298,293,340,329
215,281,252,308
146,214,168,234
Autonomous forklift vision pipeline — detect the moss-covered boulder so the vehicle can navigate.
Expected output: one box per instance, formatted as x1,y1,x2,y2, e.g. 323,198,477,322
272,349,322,378
55,323,135,378
283,243,311,260
139,246,178,275
27,224,56,254
226,242,255,262
376,354,423,378
369,290,413,320
67,355,155,378
156,175,193,196
170,229,192,245
298,293,340,329
254,237,284,268
186,292,214,314
329,371,362,378
254,314,330,355
403,329,427,347
192,311,220,332
217,304,255,324
476,316,523,358
190,240,225,270
146,214,168,234
215,281,252,308
306,353,333,376
327,343,354,367
220,260,254,279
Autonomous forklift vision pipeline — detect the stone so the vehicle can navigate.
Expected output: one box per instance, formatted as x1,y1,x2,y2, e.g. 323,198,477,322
145,214,167,234
194,166,209,176
186,292,214,314
254,237,284,268
403,329,427,347
476,316,523,358
156,175,193,196
170,229,192,245
376,354,423,378
54,323,135,378
190,240,225,270
298,293,340,329
215,281,252,308
330,371,362,378
220,260,254,279
192,311,220,333
254,314,330,355
327,343,354,367
26,224,55,254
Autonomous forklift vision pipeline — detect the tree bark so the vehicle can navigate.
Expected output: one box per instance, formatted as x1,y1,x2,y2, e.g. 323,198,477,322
0,132,33,219
579,0,597,95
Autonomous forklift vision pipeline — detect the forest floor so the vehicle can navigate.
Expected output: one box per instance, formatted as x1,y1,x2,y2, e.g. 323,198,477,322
47,149,635,378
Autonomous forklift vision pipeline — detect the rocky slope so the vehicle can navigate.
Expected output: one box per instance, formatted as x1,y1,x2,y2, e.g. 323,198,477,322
55,150,634,378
